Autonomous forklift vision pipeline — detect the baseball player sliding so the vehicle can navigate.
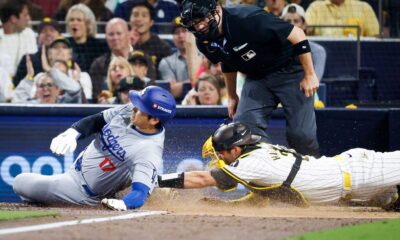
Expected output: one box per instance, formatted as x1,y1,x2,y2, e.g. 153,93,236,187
158,122,400,210
13,86,176,211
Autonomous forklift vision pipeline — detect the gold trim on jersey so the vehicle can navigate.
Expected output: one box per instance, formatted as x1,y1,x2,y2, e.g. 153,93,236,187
334,154,352,200
220,164,309,207
217,185,237,192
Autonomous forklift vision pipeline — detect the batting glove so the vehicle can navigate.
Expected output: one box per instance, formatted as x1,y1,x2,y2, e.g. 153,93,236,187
50,128,80,155
101,198,127,211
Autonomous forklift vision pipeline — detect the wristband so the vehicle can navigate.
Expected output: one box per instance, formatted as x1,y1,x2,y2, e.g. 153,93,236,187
158,173,185,188
293,39,311,56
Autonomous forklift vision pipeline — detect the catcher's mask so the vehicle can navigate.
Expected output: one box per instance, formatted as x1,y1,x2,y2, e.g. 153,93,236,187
202,122,261,168
180,0,220,41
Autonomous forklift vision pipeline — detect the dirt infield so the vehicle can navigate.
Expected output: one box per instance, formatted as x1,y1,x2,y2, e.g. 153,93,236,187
1,190,400,240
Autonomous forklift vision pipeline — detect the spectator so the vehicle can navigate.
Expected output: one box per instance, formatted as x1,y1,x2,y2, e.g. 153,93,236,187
128,51,153,86
89,18,156,101
98,56,135,103
14,17,62,86
12,56,82,104
115,75,145,104
0,0,37,78
0,66,13,102
289,0,314,10
90,18,132,100
305,0,379,37
281,4,326,82
208,62,227,105
55,0,113,21
264,0,286,16
114,0,179,33
46,37,93,101
181,74,222,106
193,59,227,104
129,0,172,71
158,17,191,99
65,3,109,71
130,25,141,46
281,3,327,107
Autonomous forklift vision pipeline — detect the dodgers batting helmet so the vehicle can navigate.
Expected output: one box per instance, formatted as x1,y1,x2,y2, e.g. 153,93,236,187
129,86,176,124
180,0,219,41
212,122,261,151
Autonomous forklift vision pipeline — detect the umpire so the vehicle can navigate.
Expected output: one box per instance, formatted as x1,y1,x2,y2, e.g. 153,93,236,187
180,0,320,156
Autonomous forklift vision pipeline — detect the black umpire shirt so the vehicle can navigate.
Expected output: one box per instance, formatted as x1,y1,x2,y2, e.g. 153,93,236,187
196,5,296,79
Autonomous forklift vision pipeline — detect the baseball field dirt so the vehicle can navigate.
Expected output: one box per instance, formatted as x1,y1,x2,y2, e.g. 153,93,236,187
0,189,399,240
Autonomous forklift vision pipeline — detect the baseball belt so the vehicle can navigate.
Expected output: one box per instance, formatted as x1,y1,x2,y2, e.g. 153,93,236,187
74,153,98,197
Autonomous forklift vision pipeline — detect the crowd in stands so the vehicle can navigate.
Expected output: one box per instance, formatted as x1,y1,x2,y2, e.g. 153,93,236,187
0,0,397,105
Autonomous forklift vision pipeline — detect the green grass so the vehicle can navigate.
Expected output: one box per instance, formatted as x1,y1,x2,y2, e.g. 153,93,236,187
287,218,400,240
0,210,60,221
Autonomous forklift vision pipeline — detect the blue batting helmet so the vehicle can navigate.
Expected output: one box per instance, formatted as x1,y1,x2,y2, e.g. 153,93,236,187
129,86,176,124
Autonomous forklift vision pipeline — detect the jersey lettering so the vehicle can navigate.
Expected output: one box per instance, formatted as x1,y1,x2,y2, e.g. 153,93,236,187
268,145,309,161
100,124,127,161
99,157,116,172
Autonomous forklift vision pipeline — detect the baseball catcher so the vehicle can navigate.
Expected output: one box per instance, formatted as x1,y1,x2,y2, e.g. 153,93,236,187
158,122,400,209
13,86,176,211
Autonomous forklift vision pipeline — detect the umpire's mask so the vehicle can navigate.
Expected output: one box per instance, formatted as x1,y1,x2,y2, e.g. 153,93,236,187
180,0,220,41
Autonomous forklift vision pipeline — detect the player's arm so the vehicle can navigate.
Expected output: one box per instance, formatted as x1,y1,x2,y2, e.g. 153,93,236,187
102,181,152,211
158,171,217,189
158,168,237,190
223,72,239,118
71,112,106,138
103,152,160,211
50,112,107,155
287,26,319,98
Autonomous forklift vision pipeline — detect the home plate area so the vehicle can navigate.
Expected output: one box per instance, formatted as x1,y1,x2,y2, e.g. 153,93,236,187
0,189,399,240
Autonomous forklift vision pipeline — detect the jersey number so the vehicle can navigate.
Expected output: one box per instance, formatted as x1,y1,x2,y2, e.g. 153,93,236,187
99,157,116,172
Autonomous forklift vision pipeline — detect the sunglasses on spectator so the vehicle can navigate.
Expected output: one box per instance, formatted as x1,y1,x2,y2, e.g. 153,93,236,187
38,83,55,88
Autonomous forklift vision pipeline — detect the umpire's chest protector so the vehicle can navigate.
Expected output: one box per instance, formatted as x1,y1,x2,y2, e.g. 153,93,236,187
198,5,296,79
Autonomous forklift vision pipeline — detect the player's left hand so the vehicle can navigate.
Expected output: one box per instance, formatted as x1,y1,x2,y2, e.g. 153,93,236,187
300,73,319,98
101,198,127,211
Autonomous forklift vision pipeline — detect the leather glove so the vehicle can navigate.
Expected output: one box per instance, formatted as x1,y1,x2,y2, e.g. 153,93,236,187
101,198,127,211
50,128,80,155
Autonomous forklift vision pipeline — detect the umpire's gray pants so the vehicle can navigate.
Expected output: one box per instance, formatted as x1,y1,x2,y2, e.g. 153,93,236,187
13,167,99,206
234,66,320,157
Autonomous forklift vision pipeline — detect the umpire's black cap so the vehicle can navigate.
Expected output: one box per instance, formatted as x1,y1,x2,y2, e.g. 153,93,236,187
212,122,261,151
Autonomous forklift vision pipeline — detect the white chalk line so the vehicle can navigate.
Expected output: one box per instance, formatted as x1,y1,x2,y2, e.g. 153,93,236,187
0,210,166,235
